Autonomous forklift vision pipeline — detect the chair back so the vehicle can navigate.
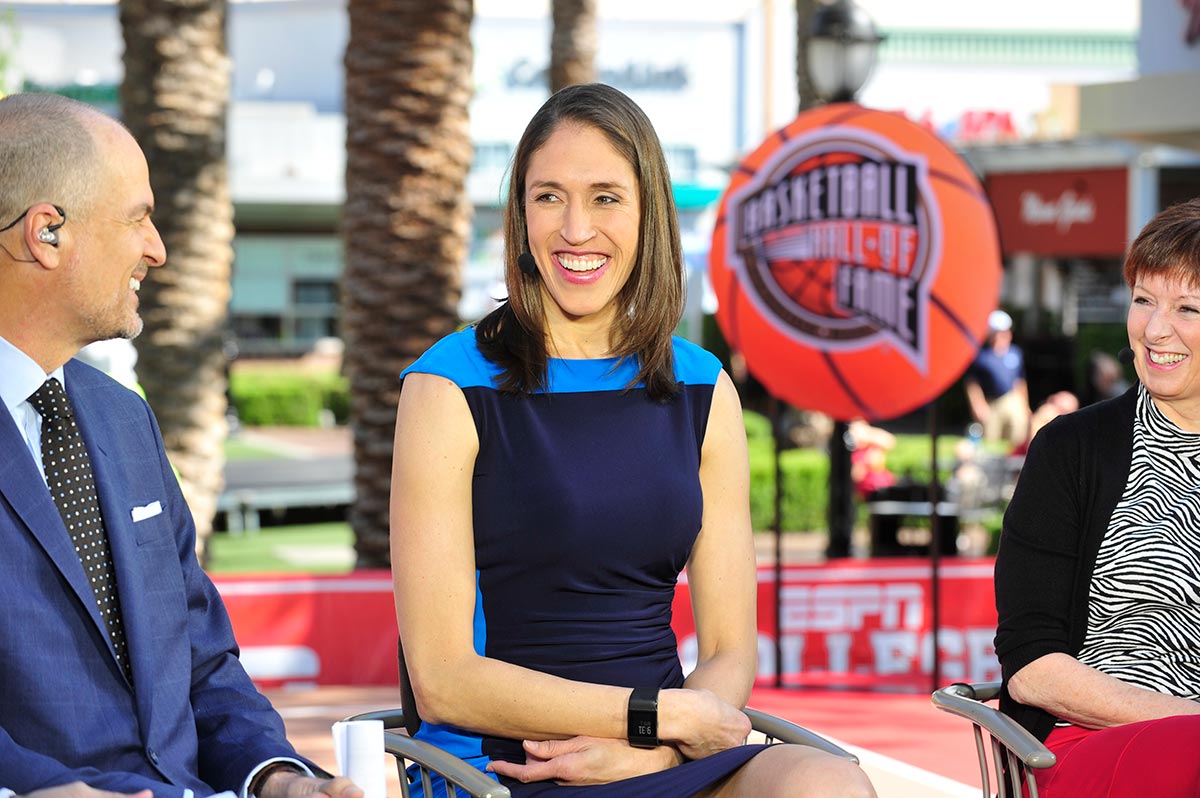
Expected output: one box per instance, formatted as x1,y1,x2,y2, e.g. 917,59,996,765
397,637,422,736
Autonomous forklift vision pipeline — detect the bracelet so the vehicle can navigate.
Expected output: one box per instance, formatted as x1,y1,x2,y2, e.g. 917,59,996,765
627,687,660,748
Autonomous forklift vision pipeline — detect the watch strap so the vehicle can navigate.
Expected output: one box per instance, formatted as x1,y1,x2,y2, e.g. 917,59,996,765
627,686,660,748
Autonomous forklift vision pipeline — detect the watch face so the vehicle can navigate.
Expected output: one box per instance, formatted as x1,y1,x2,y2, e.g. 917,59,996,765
628,687,660,747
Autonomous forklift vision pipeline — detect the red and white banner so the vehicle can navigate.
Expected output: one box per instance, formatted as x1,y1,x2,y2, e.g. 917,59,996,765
215,560,999,692
215,571,400,688
675,559,999,691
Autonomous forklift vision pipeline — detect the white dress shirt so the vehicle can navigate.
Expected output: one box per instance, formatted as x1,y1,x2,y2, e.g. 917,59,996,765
0,334,65,485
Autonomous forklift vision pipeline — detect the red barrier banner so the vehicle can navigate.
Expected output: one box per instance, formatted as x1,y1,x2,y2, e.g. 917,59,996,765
673,559,1000,691
215,559,999,692
215,571,400,688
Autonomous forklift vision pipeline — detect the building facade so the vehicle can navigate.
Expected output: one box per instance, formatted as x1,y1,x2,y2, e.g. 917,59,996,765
4,0,1181,385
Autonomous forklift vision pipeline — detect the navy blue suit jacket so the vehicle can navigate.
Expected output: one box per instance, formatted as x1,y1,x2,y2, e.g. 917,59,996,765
0,360,306,797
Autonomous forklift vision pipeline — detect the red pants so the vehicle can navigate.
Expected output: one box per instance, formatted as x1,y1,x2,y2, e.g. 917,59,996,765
1034,716,1200,797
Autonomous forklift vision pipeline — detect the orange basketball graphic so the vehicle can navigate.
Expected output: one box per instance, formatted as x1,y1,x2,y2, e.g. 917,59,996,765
710,104,1001,421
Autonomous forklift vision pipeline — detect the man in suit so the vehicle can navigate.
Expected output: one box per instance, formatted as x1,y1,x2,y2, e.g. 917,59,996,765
0,94,361,798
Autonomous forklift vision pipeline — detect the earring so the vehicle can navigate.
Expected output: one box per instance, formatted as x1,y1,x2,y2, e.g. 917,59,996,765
37,228,59,245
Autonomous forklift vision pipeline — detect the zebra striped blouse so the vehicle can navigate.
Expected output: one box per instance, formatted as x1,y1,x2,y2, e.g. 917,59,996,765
1076,383,1200,699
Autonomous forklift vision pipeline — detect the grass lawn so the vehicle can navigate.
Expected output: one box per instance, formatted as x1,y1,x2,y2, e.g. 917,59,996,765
224,436,288,461
205,522,354,574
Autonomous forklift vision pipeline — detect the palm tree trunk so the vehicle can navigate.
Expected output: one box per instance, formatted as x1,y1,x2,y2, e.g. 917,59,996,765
119,0,232,560
550,0,597,93
343,0,473,567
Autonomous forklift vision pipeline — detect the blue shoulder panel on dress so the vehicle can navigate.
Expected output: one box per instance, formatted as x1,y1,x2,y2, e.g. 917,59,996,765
402,331,723,393
671,336,722,386
400,328,502,389
545,337,722,392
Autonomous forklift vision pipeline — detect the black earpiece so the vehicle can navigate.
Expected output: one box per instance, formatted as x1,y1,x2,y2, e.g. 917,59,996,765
517,252,538,276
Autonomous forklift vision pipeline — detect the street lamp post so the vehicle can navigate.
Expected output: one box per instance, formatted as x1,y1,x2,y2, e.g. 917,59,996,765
808,0,884,104
804,0,883,559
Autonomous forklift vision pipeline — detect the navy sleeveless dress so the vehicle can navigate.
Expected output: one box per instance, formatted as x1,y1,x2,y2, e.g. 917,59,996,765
399,329,769,797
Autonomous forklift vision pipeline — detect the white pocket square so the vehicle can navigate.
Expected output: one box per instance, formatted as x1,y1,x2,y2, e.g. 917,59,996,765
131,501,163,522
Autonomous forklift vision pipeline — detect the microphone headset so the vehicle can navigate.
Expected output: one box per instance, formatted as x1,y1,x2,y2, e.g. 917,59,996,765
517,252,538,277
0,205,64,259
1117,347,1135,366
39,205,66,247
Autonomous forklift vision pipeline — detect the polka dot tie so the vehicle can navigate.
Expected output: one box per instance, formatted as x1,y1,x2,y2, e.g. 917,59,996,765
29,378,132,683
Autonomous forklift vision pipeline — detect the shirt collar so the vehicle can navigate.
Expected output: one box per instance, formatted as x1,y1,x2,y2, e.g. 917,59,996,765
0,334,67,416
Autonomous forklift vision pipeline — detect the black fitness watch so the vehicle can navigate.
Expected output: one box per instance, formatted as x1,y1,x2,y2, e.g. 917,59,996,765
627,687,660,748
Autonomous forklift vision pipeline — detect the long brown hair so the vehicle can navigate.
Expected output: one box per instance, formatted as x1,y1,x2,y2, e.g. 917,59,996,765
476,83,684,400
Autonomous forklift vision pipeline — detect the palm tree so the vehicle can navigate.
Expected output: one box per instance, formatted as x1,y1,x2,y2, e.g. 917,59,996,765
342,0,474,566
550,0,596,93
119,0,232,559
0,9,20,97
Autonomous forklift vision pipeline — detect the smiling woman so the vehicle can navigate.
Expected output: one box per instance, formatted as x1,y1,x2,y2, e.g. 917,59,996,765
388,84,876,798
522,123,641,337
1123,200,1200,431
481,82,685,400
995,197,1200,798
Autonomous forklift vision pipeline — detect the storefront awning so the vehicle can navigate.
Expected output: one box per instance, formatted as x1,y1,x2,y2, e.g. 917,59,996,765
1079,71,1200,153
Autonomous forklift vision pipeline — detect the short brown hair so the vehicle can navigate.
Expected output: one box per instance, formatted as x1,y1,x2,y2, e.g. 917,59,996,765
478,83,684,400
1123,197,1200,289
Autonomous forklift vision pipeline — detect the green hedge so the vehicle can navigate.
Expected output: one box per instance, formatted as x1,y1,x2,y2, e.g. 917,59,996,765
744,411,826,531
229,371,350,427
743,411,1006,532
748,440,830,532
226,372,1005,535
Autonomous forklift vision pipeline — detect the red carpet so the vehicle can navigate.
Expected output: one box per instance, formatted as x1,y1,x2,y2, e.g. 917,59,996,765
748,686,982,789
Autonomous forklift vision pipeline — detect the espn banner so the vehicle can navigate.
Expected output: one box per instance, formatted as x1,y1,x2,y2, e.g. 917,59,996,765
215,559,999,691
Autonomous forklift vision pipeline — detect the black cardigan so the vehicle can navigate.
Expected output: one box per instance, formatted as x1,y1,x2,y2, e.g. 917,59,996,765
993,386,1137,741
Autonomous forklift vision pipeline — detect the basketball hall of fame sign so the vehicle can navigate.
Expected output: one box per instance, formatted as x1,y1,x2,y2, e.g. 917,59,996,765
710,104,1002,421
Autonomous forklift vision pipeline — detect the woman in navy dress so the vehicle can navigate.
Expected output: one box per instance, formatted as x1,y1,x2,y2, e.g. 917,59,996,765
390,83,876,798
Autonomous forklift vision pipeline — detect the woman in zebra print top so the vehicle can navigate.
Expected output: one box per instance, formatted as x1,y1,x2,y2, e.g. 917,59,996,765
994,198,1200,797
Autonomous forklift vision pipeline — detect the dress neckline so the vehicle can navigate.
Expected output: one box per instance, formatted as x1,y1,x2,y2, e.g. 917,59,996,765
543,354,639,393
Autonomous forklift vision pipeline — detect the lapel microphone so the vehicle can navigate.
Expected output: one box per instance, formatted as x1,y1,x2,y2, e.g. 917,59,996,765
517,252,538,276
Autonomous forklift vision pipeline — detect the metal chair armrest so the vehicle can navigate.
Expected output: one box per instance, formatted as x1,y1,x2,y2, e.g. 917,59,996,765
344,709,512,798
383,731,512,798
931,682,1056,769
345,708,407,727
346,705,855,795
744,707,859,764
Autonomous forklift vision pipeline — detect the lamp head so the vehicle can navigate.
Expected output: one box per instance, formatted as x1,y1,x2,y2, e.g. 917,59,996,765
808,0,885,104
